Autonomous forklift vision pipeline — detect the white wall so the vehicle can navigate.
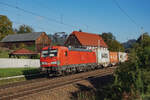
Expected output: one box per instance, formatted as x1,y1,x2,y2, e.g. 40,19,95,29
0,58,40,68
118,52,128,62
94,47,110,66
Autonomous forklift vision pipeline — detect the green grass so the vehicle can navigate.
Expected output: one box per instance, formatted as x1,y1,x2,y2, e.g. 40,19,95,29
0,68,40,78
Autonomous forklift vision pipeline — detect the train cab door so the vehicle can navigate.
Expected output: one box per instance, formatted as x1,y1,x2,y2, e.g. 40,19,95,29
63,50,68,65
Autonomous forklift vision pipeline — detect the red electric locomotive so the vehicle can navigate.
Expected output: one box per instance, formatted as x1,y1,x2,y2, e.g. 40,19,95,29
40,46,97,75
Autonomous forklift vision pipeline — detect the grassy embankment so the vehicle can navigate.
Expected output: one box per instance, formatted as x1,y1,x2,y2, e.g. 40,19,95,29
0,68,40,77
0,68,40,85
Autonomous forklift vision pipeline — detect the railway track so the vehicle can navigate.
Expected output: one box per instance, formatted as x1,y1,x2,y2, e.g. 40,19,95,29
0,67,116,100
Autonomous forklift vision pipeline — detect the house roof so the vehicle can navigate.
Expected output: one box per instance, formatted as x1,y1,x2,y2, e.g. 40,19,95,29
71,31,108,48
10,48,37,55
1,32,44,42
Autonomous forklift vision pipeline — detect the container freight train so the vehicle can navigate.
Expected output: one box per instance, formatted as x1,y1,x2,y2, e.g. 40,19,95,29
40,46,128,75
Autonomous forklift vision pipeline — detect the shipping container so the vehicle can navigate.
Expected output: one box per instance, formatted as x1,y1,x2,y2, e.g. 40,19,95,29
95,47,110,67
118,52,128,62
109,51,119,65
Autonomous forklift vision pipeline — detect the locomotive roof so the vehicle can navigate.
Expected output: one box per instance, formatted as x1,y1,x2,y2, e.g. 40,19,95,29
68,48,92,52
42,46,92,52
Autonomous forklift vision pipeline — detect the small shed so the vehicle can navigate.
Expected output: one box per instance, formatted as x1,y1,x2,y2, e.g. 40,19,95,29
1,32,51,52
9,48,38,59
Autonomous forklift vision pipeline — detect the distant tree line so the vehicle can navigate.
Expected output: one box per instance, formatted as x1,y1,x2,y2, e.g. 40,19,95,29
0,15,14,40
48,32,68,46
0,15,34,41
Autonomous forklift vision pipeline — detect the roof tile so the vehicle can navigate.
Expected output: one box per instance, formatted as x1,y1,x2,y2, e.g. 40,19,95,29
1,32,44,42
10,48,37,55
72,31,108,48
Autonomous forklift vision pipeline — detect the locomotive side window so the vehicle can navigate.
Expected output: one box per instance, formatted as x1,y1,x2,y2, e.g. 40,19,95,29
65,51,68,56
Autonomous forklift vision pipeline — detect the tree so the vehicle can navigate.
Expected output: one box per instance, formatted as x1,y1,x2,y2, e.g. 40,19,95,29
102,32,116,40
49,32,68,46
0,15,14,40
137,32,150,47
113,33,150,99
101,32,124,52
17,24,34,34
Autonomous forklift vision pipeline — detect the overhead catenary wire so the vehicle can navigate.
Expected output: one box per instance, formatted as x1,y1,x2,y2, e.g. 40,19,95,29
112,0,140,28
0,1,78,29
13,21,58,33
33,0,91,31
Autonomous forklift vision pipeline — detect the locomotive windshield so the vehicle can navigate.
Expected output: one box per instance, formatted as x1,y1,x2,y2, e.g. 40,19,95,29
49,49,58,57
41,49,58,57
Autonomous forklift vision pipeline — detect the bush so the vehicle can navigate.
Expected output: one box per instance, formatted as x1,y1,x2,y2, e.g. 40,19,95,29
19,43,26,49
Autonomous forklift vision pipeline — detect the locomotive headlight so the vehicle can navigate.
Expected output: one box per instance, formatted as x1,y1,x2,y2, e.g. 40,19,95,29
51,61,57,64
41,62,48,65
57,61,60,65
51,61,60,65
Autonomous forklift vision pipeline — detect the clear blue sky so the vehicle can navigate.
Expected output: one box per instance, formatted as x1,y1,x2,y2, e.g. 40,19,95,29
0,0,150,42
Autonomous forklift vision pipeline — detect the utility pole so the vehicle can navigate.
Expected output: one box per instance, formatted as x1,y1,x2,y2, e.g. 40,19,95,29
141,27,144,40
98,39,100,49
97,40,100,65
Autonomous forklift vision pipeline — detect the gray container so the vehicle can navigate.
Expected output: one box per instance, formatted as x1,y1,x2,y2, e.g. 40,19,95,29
95,47,110,67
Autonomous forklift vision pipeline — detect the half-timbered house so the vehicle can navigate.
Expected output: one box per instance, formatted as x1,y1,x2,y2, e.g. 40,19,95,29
65,31,108,49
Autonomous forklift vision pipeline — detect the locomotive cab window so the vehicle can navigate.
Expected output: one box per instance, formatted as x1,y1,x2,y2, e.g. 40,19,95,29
41,49,58,57
49,49,58,57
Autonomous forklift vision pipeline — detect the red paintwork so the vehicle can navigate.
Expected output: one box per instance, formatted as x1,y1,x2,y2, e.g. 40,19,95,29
40,46,96,67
